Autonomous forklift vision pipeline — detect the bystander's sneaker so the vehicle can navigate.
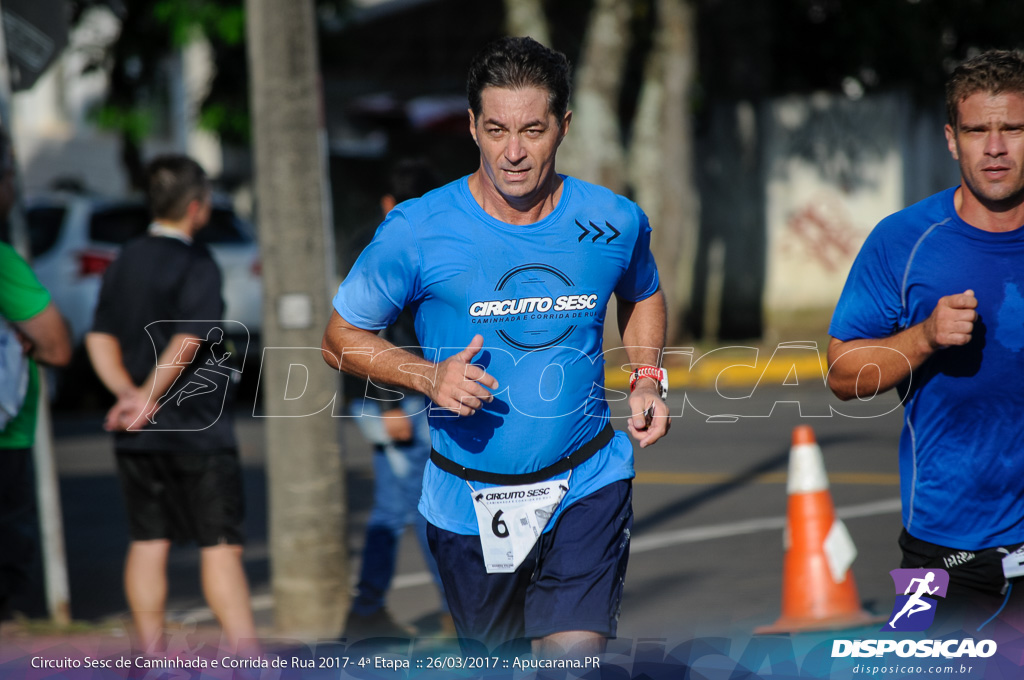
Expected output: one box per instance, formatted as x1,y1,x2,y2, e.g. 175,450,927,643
343,608,416,640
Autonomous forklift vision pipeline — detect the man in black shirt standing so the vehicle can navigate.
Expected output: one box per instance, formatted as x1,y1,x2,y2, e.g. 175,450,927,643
86,155,255,653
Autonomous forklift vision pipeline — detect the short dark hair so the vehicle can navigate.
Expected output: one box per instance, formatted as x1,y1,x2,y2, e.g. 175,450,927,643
466,36,572,120
389,158,440,204
145,154,210,220
946,49,1024,127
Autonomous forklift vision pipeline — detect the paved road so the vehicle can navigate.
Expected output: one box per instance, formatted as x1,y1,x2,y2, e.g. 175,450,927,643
12,381,906,646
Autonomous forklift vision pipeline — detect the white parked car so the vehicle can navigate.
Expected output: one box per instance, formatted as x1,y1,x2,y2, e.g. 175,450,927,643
25,193,263,402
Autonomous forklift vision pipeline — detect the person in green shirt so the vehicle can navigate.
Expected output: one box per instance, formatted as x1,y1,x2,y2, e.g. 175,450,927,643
0,129,72,617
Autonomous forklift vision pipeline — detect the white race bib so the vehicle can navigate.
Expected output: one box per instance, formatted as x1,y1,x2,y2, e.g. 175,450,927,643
470,478,569,574
1003,545,1024,579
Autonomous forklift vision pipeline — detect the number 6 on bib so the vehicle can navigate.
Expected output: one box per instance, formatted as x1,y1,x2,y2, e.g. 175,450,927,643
470,479,568,573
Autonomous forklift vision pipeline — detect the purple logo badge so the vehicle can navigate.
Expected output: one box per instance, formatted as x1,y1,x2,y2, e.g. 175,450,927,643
883,568,949,632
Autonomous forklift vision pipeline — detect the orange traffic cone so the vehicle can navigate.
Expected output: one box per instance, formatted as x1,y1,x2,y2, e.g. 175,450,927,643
755,425,881,634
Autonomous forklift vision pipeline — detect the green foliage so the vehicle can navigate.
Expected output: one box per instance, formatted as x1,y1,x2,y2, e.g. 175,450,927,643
198,102,250,141
68,0,252,153
152,0,246,47
70,0,349,153
91,104,153,144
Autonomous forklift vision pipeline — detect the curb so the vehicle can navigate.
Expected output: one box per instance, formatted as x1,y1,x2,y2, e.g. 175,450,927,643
604,354,829,391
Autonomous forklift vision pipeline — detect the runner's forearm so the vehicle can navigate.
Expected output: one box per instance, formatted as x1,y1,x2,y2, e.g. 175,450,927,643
322,310,438,397
827,326,935,400
617,289,667,369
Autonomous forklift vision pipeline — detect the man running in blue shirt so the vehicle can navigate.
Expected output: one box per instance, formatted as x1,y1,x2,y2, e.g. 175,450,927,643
322,37,670,657
828,49,1024,627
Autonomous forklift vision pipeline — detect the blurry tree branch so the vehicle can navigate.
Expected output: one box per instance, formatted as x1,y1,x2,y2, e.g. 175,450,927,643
628,0,697,343
556,0,632,194
66,0,348,189
503,0,550,46
511,0,696,342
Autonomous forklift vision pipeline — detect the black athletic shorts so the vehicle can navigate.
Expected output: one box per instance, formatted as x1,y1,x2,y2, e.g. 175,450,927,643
898,529,1023,627
114,448,245,547
428,479,632,654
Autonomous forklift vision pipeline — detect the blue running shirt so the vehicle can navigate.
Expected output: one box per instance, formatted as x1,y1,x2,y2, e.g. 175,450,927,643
334,175,660,533
831,186,1024,550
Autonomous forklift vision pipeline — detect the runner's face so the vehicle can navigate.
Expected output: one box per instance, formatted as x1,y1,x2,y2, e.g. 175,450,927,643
469,86,570,207
946,91,1024,208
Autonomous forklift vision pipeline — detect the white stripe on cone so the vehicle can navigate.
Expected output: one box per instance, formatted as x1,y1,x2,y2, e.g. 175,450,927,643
787,442,829,494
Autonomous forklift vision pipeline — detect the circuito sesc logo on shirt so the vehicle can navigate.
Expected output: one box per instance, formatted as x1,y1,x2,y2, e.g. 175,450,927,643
468,263,600,351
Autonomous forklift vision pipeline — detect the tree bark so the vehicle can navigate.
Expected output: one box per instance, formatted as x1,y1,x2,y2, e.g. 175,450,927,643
245,0,347,637
627,0,699,342
503,0,551,45
557,0,632,193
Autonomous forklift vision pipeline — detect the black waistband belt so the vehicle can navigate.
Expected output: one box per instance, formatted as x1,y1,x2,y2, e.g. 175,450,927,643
429,422,614,485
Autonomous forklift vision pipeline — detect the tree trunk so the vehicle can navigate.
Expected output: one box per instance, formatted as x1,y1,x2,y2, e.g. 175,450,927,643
245,0,347,638
557,0,632,193
503,0,551,45
627,0,699,342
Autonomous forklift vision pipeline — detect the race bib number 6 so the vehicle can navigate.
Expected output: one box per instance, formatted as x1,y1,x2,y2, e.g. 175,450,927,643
470,479,568,573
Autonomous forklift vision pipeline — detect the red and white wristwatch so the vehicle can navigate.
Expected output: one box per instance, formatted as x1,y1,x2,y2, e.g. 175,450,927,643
629,365,668,400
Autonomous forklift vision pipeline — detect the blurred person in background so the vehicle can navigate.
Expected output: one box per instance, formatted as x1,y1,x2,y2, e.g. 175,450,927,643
0,128,72,618
85,154,255,652
323,37,669,657
828,49,1024,627
342,158,453,640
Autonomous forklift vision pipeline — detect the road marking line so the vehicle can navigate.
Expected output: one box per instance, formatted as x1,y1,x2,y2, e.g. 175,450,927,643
630,497,901,554
176,497,902,622
635,471,900,485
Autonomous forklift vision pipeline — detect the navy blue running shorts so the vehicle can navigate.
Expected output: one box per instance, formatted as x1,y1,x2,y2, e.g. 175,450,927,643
115,448,245,547
427,479,632,651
